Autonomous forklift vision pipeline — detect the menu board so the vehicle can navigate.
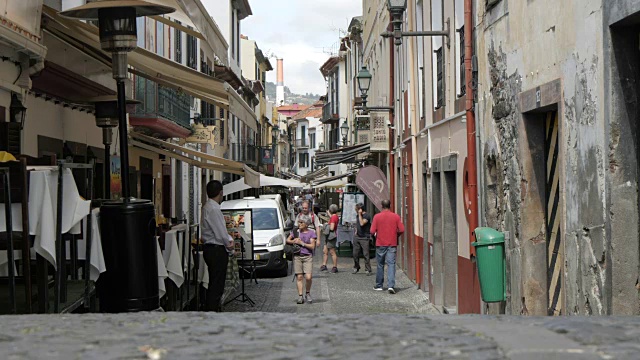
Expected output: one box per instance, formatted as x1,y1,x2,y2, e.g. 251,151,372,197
341,193,366,225
223,210,253,260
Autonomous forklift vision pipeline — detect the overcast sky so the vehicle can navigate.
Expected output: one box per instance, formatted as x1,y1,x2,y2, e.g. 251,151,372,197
242,0,362,96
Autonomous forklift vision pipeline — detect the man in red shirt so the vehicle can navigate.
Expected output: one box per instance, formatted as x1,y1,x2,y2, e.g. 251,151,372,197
369,199,405,294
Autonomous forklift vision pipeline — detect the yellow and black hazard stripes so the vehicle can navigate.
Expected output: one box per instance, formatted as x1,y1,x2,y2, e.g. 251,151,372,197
545,111,562,316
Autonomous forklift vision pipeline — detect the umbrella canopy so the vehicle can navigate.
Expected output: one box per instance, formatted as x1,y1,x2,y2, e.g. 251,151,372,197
223,174,304,195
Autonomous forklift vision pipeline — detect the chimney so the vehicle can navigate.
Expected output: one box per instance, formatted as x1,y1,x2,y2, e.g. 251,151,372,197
277,58,284,86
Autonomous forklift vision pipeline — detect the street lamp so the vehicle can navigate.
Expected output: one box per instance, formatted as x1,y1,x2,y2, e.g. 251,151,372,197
10,93,27,130
271,125,279,138
383,0,449,47
318,143,325,152
387,0,407,45
356,66,372,109
61,0,174,202
340,121,349,146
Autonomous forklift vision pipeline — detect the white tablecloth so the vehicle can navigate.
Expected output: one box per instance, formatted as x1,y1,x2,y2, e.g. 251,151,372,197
162,227,195,289
156,240,168,298
0,168,91,268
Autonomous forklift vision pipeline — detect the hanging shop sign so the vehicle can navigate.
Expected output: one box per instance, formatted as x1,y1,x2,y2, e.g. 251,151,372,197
356,165,390,211
181,124,217,149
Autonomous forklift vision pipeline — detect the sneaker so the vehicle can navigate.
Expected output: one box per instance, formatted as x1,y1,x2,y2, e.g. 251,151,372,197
388,287,396,294
320,265,328,272
296,295,304,304
352,268,360,274
305,293,313,304
365,270,372,276
331,267,338,273
373,287,383,291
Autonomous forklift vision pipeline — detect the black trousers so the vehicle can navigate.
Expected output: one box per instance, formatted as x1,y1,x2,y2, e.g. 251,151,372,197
353,236,372,272
203,244,228,312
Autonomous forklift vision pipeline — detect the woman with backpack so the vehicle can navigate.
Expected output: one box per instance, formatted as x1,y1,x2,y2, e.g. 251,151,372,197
320,204,339,273
286,214,317,304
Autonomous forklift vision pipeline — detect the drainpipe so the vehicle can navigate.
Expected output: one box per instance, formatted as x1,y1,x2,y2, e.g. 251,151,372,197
388,22,396,212
464,0,478,255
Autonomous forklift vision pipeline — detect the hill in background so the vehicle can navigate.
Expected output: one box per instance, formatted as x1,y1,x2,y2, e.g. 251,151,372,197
265,81,322,106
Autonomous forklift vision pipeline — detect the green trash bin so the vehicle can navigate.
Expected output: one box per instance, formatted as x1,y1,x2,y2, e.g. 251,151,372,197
472,227,506,303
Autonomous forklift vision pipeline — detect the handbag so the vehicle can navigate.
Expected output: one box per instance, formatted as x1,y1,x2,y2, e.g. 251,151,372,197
323,222,337,241
284,244,301,260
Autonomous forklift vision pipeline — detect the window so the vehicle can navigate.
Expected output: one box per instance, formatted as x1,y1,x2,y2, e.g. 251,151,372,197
310,133,316,149
174,21,182,64
136,17,145,48
435,47,444,109
459,26,466,96
252,208,279,230
299,153,309,168
186,33,197,70
231,11,236,59
156,20,164,56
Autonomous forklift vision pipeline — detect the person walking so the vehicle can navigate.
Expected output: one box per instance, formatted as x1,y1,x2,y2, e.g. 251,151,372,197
320,204,339,273
201,180,235,311
352,203,372,275
370,199,405,294
296,200,321,247
286,215,317,304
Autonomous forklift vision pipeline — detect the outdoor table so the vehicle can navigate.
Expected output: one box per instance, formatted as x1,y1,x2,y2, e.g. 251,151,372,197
0,167,92,273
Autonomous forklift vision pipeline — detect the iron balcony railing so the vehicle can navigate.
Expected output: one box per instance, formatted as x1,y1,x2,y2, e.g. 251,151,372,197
133,76,191,129
294,138,308,149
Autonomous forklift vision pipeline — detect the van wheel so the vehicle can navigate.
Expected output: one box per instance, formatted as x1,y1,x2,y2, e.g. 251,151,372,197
278,262,289,277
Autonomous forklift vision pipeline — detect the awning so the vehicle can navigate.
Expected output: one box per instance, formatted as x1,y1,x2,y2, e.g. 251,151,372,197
315,144,370,166
312,171,354,186
281,171,302,180
223,174,304,196
43,6,229,109
301,166,329,183
130,132,244,175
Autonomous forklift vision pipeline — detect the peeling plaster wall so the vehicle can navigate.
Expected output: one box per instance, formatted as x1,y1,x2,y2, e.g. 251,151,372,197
477,0,613,315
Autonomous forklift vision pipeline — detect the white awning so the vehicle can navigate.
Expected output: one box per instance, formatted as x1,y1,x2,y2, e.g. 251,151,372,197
224,175,304,196
130,132,244,175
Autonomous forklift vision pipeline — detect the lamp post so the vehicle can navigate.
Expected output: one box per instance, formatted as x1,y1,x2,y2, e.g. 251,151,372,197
356,66,372,109
340,121,349,147
9,93,27,130
61,0,174,202
61,0,174,313
382,0,449,47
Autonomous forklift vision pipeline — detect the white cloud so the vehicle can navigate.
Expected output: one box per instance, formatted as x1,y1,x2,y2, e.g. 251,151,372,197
241,0,362,95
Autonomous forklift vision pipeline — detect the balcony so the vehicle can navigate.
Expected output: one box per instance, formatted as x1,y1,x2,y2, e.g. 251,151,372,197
294,138,309,149
229,143,259,166
322,102,339,123
130,76,192,138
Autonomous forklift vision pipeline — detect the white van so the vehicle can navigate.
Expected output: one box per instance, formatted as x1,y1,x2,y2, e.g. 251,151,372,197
221,197,293,276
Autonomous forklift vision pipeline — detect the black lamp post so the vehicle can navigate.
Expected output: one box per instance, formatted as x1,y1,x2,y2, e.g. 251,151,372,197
387,0,407,45
356,66,372,109
10,93,27,130
340,121,349,147
61,0,175,313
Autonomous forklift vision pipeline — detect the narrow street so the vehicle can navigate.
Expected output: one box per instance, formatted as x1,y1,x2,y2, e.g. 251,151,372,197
224,253,439,315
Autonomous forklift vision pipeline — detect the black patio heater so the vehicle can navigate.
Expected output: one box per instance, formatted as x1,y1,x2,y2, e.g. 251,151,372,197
61,1,175,312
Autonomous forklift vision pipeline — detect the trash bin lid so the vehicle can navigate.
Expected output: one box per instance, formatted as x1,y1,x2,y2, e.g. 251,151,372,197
473,227,505,246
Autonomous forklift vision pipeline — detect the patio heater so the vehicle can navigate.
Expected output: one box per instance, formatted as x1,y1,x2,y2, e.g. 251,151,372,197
61,1,174,312
91,96,140,200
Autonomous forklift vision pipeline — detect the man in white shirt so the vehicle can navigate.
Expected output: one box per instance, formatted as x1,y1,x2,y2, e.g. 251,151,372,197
201,180,234,312
296,200,321,248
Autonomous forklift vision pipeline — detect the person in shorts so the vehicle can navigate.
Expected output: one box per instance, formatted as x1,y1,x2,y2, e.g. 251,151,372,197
320,204,340,273
286,214,317,304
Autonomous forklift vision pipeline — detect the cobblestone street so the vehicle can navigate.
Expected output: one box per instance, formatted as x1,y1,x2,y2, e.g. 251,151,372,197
224,252,438,315
2,255,640,359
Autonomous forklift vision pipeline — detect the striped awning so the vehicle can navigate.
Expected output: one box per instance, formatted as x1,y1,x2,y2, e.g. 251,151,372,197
315,143,370,166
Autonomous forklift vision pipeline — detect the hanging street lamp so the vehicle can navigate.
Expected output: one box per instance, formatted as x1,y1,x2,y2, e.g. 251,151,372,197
356,66,372,109
340,121,349,147
382,0,449,47
318,143,325,152
10,93,27,130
